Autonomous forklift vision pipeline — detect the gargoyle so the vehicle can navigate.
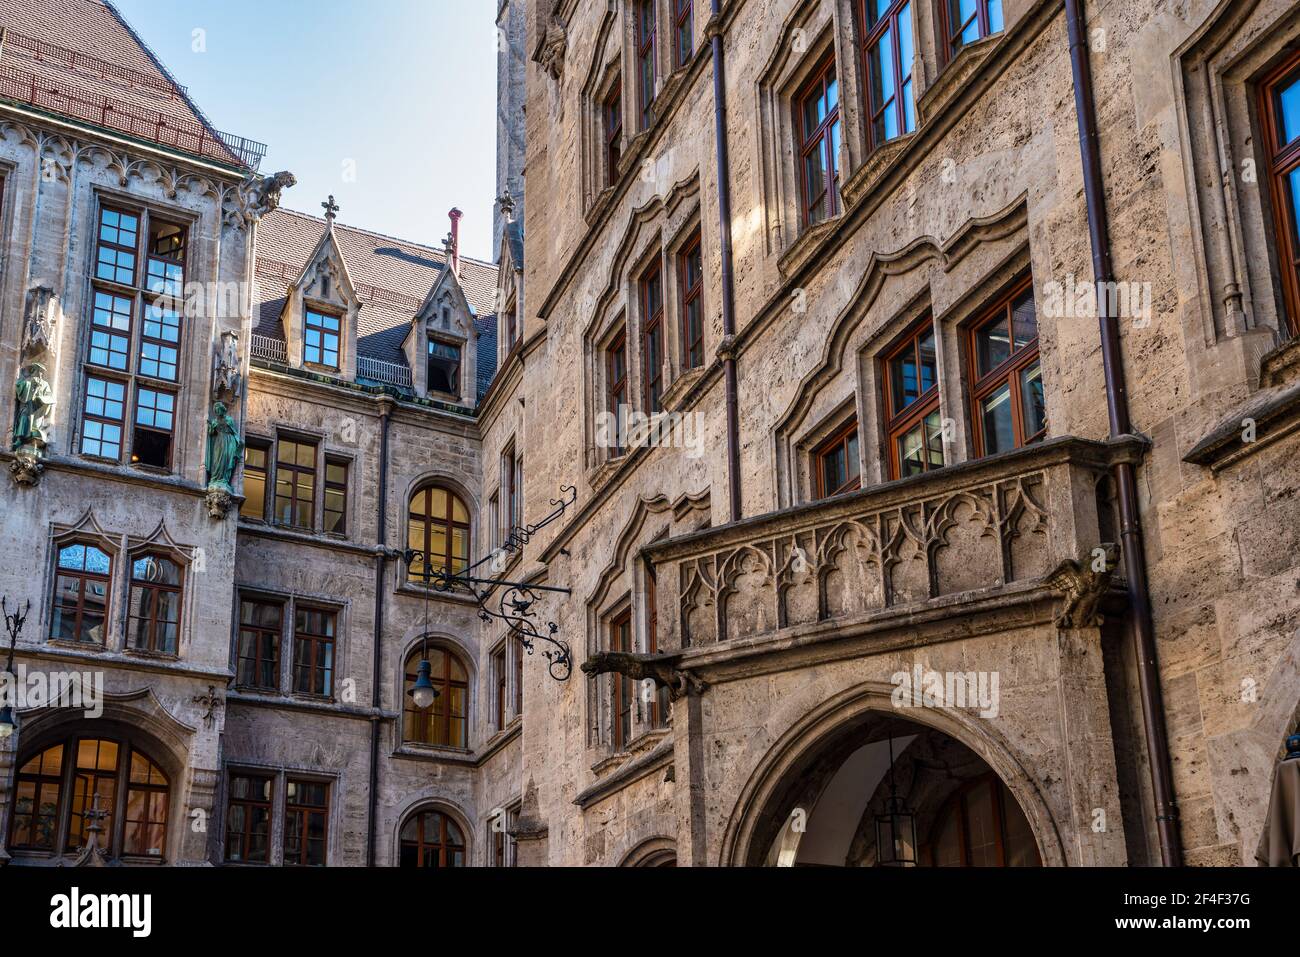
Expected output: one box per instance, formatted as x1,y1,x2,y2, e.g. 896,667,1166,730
1045,542,1120,629
581,651,707,701
232,170,296,226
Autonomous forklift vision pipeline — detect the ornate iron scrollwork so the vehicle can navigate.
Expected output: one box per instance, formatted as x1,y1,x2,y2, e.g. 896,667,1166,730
401,486,577,680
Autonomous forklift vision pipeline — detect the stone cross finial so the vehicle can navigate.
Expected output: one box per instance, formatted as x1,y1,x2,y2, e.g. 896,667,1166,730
443,232,455,256
322,195,340,222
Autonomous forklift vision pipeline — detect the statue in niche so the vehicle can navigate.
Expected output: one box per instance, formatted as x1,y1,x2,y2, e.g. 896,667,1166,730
212,331,242,401
204,400,243,519
21,284,57,356
10,361,54,486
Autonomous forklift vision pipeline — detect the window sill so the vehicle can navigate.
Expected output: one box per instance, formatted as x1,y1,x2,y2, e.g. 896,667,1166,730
837,132,915,217
776,216,841,281
122,646,180,663
585,451,628,491
394,582,478,604
920,33,1001,130
392,743,475,764
660,367,705,412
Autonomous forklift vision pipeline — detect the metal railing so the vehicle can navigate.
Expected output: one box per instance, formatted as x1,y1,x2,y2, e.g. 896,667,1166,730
249,334,287,364
357,355,413,388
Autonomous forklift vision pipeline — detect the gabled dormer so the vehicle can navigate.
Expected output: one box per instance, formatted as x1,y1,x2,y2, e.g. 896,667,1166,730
496,215,524,365
280,200,361,379
405,258,477,407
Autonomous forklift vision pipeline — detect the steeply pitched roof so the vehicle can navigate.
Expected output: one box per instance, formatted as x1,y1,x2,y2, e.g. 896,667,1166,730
254,206,500,399
0,0,257,168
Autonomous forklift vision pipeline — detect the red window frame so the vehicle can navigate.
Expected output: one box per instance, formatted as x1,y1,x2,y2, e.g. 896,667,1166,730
796,55,842,227
237,598,282,690
635,0,658,129
860,0,916,151
604,80,623,186
881,318,943,480
966,277,1044,458
641,263,665,413
292,606,336,697
1261,50,1300,338
673,0,694,68
813,419,862,499
679,232,704,368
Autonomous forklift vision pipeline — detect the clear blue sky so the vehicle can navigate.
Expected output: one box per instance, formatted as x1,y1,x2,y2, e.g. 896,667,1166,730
111,0,500,261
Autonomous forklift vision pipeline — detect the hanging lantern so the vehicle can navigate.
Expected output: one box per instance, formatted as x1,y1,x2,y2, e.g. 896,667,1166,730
874,734,917,866
407,658,439,709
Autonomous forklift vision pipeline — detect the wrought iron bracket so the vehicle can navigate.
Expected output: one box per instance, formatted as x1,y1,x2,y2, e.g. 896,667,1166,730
395,486,577,680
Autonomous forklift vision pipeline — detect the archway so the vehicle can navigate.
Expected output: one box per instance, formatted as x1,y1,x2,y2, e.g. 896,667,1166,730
723,684,1065,866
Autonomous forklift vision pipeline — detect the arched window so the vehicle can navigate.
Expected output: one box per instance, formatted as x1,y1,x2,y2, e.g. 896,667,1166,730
399,808,465,867
407,485,470,585
50,543,112,645
128,554,182,655
9,734,170,860
922,773,1040,867
403,647,469,748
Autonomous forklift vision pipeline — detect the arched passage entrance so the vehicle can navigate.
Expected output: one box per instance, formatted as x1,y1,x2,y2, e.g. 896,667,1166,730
722,684,1066,866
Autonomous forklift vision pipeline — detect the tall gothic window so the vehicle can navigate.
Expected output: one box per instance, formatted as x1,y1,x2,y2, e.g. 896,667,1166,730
1262,50,1300,337
604,79,623,186
128,553,182,656
407,485,471,585
83,204,187,470
50,543,111,645
679,232,704,369
967,278,1044,457
641,263,665,413
635,0,658,129
400,808,466,867
607,329,629,453
403,647,470,748
797,55,842,226
860,0,916,150
882,319,942,479
9,735,170,860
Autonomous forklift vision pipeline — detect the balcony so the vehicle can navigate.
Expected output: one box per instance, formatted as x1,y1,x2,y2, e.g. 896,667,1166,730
644,437,1144,652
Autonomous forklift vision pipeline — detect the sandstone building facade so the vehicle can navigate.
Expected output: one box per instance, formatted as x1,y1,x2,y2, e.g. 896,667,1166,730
0,0,1298,868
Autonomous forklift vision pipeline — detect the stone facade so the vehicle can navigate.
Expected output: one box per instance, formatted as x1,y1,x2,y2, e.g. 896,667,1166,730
1,0,1299,868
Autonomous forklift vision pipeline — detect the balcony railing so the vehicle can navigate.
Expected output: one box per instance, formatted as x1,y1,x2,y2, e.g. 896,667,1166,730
249,334,286,364
644,437,1144,649
0,36,266,169
357,355,413,389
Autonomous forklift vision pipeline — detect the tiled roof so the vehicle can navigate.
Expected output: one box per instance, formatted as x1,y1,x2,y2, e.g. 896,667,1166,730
0,0,255,167
254,206,500,400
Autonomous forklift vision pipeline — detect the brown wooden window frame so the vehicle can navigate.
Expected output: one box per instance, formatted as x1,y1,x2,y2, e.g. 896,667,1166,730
813,419,862,499
323,456,349,535
492,645,508,731
80,374,127,462
673,0,694,68
679,231,705,369
859,0,917,152
400,808,465,867
512,637,523,718
921,771,1043,867
611,607,634,750
635,0,658,130
292,606,336,698
1260,50,1300,338
965,276,1045,459
938,0,1004,66
607,329,629,455
240,440,270,521
795,53,842,228
283,778,329,867
407,485,471,585
604,79,624,187
881,317,943,481
224,772,273,864
130,383,176,470
236,597,283,691
645,563,668,729
274,437,318,530
402,647,470,749
50,541,112,645
303,308,341,370
127,552,183,656
640,262,665,413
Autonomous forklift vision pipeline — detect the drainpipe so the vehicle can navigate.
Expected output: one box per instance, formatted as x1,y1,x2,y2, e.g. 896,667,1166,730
1064,0,1182,866
366,397,395,866
709,0,743,523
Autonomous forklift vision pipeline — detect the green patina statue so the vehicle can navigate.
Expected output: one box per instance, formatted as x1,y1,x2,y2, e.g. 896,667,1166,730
13,361,53,450
205,400,243,491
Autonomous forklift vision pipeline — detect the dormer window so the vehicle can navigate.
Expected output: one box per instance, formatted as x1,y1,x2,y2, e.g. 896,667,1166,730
427,339,461,395
304,310,341,369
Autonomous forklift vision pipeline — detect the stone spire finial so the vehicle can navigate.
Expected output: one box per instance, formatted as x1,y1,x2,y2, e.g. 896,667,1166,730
322,195,340,222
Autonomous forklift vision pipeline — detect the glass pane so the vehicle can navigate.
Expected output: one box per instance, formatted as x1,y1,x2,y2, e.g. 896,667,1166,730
1020,361,1046,438
1287,166,1300,247
988,0,1004,33
897,422,925,477
924,410,945,470
1009,290,1038,349
976,314,1011,375
1278,69,1300,146
820,442,845,494
966,781,999,865
980,382,1015,454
